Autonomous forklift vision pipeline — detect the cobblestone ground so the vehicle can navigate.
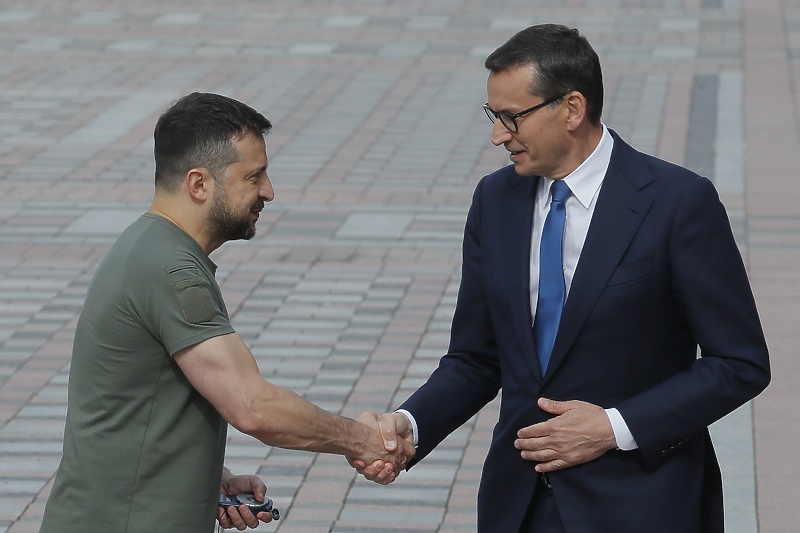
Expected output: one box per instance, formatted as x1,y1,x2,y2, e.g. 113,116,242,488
0,1,797,532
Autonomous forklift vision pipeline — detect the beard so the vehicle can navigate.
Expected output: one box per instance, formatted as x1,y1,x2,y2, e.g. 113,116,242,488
209,187,260,242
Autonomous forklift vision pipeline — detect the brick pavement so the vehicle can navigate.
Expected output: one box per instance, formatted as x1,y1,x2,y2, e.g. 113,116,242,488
0,1,797,532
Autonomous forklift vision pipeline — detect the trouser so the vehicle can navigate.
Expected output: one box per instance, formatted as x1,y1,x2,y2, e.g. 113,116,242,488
519,473,566,533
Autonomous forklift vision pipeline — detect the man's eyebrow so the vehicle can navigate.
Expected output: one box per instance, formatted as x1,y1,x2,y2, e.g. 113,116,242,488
244,164,267,178
487,103,513,114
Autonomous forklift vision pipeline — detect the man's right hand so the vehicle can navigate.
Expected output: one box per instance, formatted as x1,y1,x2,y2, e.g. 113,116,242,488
348,412,415,484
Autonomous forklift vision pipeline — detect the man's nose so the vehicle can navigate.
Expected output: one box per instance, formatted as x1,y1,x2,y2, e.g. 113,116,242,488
490,120,512,146
261,175,275,202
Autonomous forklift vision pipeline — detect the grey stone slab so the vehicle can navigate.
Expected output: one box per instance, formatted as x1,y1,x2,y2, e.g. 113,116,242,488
658,18,702,32
652,46,698,60
0,9,39,23
347,485,450,504
378,43,428,58
69,11,122,25
0,459,61,473
336,213,413,240
15,37,71,52
61,209,143,236
710,402,757,533
153,12,203,25
323,15,368,28
489,17,534,31
406,16,451,30
686,73,718,179
61,91,174,146
106,39,159,52
16,405,67,418
714,71,744,195
268,319,349,330
0,479,48,495
338,505,445,526
287,42,337,56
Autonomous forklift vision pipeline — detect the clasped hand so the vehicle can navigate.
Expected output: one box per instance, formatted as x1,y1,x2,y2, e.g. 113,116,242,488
515,397,617,472
348,412,415,484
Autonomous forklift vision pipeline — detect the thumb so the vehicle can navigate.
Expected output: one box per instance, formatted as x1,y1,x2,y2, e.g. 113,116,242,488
538,397,568,414
378,415,398,450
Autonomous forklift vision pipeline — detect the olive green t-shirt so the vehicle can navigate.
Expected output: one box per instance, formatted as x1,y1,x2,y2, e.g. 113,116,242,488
41,214,235,533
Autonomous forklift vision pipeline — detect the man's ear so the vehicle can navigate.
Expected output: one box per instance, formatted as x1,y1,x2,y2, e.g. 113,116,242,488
564,91,588,131
185,168,212,203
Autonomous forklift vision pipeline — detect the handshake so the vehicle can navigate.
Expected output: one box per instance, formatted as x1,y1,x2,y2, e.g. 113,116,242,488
347,411,415,485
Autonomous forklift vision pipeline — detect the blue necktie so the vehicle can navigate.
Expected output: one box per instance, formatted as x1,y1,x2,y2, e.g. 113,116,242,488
533,179,571,374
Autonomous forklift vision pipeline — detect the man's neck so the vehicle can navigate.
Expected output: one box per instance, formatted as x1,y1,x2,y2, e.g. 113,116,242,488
147,197,217,255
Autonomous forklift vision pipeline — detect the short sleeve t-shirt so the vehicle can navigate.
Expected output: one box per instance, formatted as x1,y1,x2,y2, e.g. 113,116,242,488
41,214,236,533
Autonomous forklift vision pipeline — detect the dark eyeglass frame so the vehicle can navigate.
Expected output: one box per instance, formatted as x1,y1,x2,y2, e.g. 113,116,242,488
483,92,569,132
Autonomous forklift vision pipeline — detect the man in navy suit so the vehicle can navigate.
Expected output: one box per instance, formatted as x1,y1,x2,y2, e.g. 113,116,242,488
352,24,770,532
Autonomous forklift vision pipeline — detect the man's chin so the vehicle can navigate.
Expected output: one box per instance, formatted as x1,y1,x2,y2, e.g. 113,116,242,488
221,225,256,242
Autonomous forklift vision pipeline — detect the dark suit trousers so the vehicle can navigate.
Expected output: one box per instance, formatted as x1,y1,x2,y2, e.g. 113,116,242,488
519,481,566,533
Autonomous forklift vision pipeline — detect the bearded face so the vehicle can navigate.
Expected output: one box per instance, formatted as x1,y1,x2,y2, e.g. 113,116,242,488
205,134,271,246
208,181,262,242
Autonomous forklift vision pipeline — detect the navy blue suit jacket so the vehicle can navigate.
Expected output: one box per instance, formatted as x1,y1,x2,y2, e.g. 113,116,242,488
399,131,770,533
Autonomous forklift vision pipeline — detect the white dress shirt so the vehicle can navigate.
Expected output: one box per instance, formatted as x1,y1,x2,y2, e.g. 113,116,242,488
531,125,636,451
399,125,637,451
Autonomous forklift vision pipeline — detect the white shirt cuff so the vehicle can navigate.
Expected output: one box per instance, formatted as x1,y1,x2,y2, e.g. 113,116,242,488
605,408,638,450
394,409,419,448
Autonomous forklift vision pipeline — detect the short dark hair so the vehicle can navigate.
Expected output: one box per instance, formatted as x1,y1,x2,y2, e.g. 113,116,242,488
485,24,603,126
153,92,272,191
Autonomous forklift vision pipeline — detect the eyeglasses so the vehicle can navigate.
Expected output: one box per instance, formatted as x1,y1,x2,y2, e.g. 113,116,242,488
483,92,569,132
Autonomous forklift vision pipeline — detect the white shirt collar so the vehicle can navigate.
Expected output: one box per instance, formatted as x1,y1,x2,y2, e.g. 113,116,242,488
538,124,613,208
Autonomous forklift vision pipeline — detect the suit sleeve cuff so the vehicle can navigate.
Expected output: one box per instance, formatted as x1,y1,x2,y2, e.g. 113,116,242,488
605,408,638,450
394,409,419,448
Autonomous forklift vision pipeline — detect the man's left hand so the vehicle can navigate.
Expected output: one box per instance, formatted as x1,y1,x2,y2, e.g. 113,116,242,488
515,397,617,472
218,473,275,530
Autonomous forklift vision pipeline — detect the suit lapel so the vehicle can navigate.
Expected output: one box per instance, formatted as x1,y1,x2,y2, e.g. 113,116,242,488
544,133,655,379
500,171,544,380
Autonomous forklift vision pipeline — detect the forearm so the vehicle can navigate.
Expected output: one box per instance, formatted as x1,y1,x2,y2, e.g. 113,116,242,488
232,382,373,457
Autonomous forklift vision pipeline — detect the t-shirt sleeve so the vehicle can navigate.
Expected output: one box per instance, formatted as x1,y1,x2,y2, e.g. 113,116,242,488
134,260,235,357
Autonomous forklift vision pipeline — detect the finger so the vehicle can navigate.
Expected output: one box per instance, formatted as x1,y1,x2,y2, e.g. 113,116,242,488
376,414,398,450
359,461,396,484
517,422,548,439
255,511,274,524
217,507,233,528
372,462,397,485
251,484,267,504
348,456,367,469
534,458,571,472
397,438,416,460
225,505,246,530
519,446,558,462
514,436,545,451
362,460,388,475
237,505,260,529
356,460,387,479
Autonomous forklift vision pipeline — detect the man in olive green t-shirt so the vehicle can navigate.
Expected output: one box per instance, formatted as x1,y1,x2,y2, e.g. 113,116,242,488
40,93,414,533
